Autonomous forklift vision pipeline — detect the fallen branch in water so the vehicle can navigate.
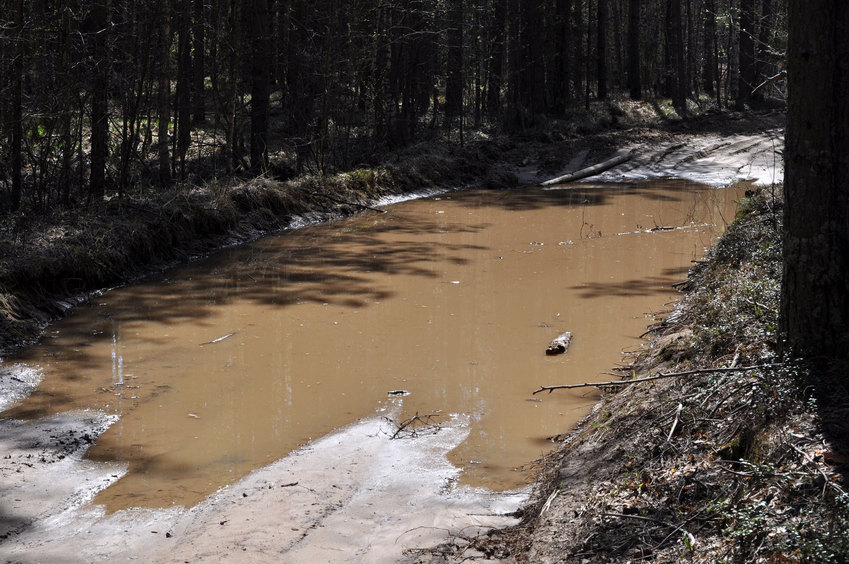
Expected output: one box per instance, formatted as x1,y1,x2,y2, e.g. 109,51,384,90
386,411,444,439
532,363,783,394
541,152,633,187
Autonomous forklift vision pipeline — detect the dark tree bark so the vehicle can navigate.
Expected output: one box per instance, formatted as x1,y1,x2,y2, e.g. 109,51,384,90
702,0,716,96
10,0,24,210
445,0,464,125
597,0,608,100
176,0,193,178
668,0,686,112
780,0,849,361
90,0,109,200
737,0,756,108
486,0,506,116
756,0,774,98
549,0,571,111
627,0,641,99
157,0,172,186
192,0,206,123
249,0,270,172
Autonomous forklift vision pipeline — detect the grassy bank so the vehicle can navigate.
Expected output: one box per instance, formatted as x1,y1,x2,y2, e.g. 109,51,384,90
465,187,849,563
0,138,502,354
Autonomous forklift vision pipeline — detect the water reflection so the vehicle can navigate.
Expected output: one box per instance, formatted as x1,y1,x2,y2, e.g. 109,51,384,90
2,180,743,511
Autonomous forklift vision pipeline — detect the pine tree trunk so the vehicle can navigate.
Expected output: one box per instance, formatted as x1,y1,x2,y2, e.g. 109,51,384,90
445,0,464,126
780,0,849,361
10,0,24,210
596,0,608,100
158,0,173,186
192,0,206,123
737,0,755,108
627,0,641,99
249,0,270,172
90,0,109,200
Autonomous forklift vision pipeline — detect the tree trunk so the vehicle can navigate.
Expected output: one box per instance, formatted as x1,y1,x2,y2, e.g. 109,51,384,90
780,0,849,361
10,0,24,210
158,0,173,186
192,0,206,123
176,0,192,178
702,0,716,95
90,0,109,201
627,0,641,99
737,0,755,108
486,0,505,116
445,0,464,126
669,0,686,113
596,0,608,100
249,0,270,172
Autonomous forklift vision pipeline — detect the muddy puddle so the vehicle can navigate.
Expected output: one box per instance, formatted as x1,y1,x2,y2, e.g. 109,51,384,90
2,180,743,512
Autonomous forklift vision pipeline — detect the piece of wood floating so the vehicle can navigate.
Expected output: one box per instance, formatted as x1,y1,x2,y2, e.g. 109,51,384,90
200,332,237,346
545,331,573,355
541,152,633,186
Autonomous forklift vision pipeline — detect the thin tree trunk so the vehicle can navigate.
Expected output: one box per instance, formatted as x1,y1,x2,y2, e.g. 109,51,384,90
597,0,608,100
445,0,463,126
486,0,505,116
90,0,109,200
627,0,641,99
249,0,270,172
176,0,192,179
10,0,24,210
737,0,755,108
158,0,173,186
192,0,206,122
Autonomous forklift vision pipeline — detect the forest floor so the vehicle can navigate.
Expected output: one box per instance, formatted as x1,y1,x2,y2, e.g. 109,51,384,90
1,100,823,563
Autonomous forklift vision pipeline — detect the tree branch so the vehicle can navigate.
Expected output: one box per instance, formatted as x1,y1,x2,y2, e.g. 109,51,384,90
532,363,782,394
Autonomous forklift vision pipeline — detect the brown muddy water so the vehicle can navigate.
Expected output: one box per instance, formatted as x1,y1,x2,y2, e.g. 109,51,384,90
3,181,743,512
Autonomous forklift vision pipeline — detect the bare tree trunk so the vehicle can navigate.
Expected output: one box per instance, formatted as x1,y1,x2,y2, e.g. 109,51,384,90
737,0,755,108
192,0,206,123
627,0,641,99
597,0,608,100
486,0,505,116
176,0,192,179
90,0,109,201
780,0,849,361
158,0,173,186
10,0,24,210
249,0,270,172
444,0,464,127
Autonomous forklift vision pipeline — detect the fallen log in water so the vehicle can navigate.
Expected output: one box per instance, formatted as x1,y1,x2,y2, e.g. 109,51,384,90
545,331,573,355
541,152,633,187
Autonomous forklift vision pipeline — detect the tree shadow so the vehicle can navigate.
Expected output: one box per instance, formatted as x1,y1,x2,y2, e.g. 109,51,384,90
570,266,692,299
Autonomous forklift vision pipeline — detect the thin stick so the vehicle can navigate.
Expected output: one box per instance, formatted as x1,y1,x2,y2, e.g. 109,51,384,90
532,363,782,394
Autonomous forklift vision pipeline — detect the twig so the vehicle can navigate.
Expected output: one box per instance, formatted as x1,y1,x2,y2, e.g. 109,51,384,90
532,363,782,394
788,443,847,496
200,332,237,346
667,403,683,442
540,488,559,515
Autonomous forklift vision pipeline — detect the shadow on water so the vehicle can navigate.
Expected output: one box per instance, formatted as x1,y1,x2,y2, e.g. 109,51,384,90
571,266,692,299
451,181,692,212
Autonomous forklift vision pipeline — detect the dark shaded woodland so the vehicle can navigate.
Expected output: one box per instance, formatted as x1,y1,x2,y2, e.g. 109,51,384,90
0,0,786,212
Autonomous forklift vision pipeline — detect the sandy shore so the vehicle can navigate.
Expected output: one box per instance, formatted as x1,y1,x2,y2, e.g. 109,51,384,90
0,380,524,563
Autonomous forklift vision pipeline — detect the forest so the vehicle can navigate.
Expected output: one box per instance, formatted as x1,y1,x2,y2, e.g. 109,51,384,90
0,0,786,213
